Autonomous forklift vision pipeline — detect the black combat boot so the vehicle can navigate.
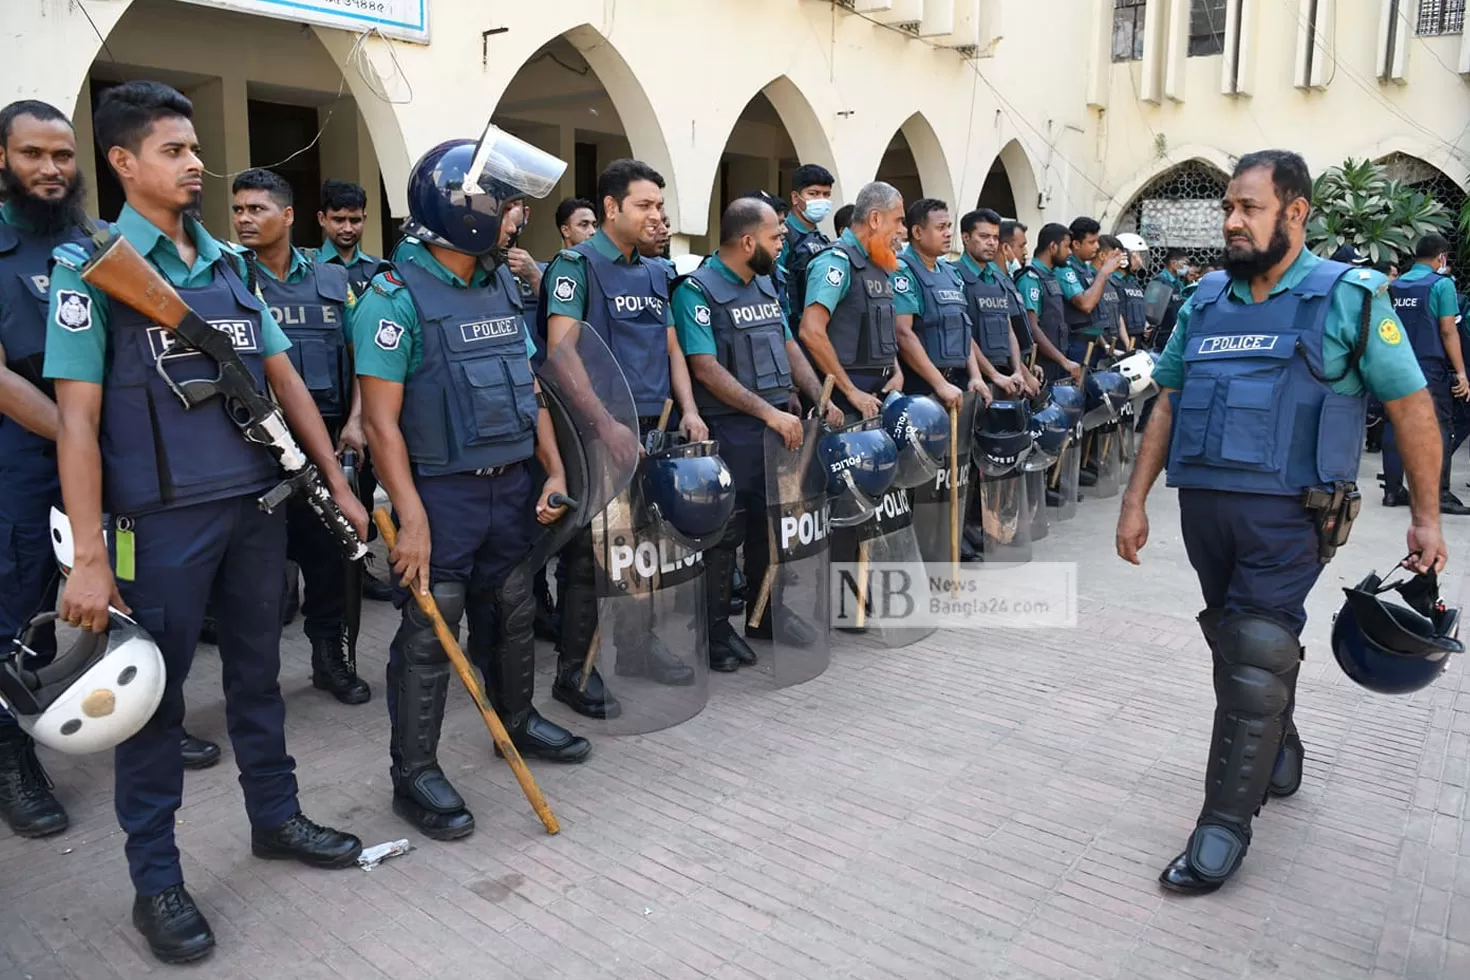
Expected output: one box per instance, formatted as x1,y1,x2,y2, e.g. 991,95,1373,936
251,811,362,868
552,577,622,719
0,729,68,838
311,633,371,704
729,565,746,617
133,884,214,964
180,732,221,770
705,544,753,671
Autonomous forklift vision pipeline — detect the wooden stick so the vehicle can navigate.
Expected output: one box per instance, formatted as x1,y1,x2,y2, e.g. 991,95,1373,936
656,398,674,434
854,540,871,628
748,520,779,629
372,510,559,835
1082,340,1096,372
577,628,601,693
816,374,837,418
948,401,960,596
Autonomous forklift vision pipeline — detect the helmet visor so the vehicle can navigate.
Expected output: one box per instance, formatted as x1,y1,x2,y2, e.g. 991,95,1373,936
465,124,568,202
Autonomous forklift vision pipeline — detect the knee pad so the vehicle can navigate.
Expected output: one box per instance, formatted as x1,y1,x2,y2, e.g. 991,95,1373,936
1197,607,1225,653
397,582,466,666
1216,614,1299,717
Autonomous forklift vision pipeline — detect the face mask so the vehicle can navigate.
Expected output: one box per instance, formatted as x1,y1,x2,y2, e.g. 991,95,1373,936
1006,258,1021,274
803,199,832,224
1439,264,1450,275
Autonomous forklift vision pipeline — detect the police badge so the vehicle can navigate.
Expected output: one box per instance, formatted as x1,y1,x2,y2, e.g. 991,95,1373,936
374,319,405,351
552,276,577,303
825,266,844,287
693,305,712,327
55,290,92,332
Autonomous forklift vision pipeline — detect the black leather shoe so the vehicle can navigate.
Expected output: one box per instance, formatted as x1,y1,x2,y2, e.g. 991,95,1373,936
1383,486,1410,507
1078,467,1097,487
0,733,69,838
709,644,741,673
1269,731,1304,798
251,811,362,868
614,635,697,686
552,663,623,719
1158,853,1224,896
132,885,215,964
180,733,221,771
1441,491,1470,516
361,572,395,602
392,766,475,840
1159,824,1246,894
498,709,591,764
310,635,371,705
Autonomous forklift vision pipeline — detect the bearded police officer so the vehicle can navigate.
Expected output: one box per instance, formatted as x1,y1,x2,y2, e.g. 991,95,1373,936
1017,223,1082,384
231,168,371,704
674,198,839,669
779,164,835,322
542,159,707,719
956,208,1041,396
1117,149,1448,896
45,81,364,964
798,181,910,419
353,132,590,842
1381,233,1470,515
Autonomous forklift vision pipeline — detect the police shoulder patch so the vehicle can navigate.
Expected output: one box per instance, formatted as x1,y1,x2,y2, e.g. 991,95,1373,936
374,319,406,351
693,304,713,327
54,290,93,332
893,273,912,294
825,264,845,287
1376,317,1403,346
552,276,578,303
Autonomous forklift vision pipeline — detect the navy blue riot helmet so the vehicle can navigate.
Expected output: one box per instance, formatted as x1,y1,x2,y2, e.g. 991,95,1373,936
974,400,1032,476
404,124,567,257
1084,370,1131,417
1025,402,1071,470
821,418,898,527
881,392,950,488
1048,382,1085,428
639,440,736,548
1331,566,1462,695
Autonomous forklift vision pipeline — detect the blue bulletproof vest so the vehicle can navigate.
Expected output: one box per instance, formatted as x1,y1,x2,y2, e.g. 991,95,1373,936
686,266,791,417
1165,262,1366,496
824,240,898,371
898,251,970,371
784,225,829,318
575,240,670,415
396,260,538,477
257,257,351,419
954,260,1014,368
1002,266,1034,356
340,252,393,299
1027,264,1068,354
1117,275,1148,338
1097,277,1123,340
0,220,82,464
103,257,279,515
1388,272,1447,363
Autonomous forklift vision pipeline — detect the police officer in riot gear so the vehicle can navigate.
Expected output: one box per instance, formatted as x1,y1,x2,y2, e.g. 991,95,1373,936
46,81,364,964
1017,223,1082,384
798,181,909,419
231,169,370,704
779,164,835,322
1380,233,1470,515
352,131,589,840
1060,218,1128,367
956,208,1041,396
673,197,840,670
542,159,708,719
1117,150,1449,895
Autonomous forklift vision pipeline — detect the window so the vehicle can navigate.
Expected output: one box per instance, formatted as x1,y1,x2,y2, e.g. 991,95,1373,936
1417,0,1466,35
1112,0,1147,62
1188,0,1229,56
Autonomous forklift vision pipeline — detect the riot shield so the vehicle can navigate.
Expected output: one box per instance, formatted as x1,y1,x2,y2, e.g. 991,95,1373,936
973,401,1033,564
1144,278,1174,327
749,421,832,688
1046,419,1084,522
1118,399,1137,465
833,488,935,649
912,392,979,577
1024,468,1049,540
587,481,709,735
1082,424,1123,499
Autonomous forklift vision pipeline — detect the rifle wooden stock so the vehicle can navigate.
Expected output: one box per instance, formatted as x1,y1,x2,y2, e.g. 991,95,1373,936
79,233,190,328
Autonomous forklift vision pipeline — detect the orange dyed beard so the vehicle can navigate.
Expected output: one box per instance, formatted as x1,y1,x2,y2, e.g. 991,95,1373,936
862,231,900,273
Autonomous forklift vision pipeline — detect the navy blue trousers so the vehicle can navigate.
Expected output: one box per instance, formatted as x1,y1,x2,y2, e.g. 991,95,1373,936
0,457,60,732
1178,489,1324,635
1383,359,1452,493
115,495,298,895
285,492,346,641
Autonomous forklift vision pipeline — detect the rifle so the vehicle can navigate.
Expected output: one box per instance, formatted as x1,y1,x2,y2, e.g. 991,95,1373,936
76,225,368,560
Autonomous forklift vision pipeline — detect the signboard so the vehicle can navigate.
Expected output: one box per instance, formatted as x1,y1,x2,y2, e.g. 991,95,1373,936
177,0,429,44
1139,199,1222,250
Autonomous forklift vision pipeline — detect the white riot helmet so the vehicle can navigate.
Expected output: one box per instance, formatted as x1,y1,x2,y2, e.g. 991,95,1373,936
1116,232,1149,255
1116,349,1159,398
0,610,166,754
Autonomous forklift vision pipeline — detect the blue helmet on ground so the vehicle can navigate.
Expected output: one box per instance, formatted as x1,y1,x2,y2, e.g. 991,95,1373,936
639,440,736,548
1331,567,1462,695
1048,382,1085,428
974,400,1032,476
404,124,567,257
1085,370,1131,415
881,392,949,489
821,418,898,527
1024,402,1071,470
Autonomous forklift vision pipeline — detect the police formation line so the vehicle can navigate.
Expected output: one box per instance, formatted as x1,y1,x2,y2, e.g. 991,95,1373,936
0,84,1463,966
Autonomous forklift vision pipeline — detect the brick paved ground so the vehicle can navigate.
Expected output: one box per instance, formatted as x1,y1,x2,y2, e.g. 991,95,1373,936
3,456,1467,980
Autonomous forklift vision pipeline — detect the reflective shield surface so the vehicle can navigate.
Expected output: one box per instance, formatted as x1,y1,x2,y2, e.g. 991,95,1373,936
1047,422,1083,522
833,488,935,649
912,392,979,577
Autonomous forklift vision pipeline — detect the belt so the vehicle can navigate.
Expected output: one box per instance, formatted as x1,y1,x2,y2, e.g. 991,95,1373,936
473,465,511,477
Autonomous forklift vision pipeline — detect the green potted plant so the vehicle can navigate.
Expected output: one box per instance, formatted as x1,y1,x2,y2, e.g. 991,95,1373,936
1307,157,1452,266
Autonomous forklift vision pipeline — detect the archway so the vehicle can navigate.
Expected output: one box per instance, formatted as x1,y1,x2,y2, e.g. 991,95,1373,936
1374,152,1467,284
874,112,957,219
976,160,1016,219
1112,160,1231,274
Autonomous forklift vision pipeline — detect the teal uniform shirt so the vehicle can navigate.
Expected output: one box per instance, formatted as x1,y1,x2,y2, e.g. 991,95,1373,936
672,254,792,357
803,229,917,315
542,229,674,326
1015,258,1053,315
350,238,535,382
1152,248,1426,402
1396,263,1461,318
1154,267,1184,293
1059,255,1088,301
892,246,948,317
44,205,290,384
314,242,366,267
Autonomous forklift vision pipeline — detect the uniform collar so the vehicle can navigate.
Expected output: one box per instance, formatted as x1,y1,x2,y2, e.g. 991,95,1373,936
1396,263,1436,283
588,228,640,265
316,242,364,266
1224,244,1318,303
395,237,489,289
839,228,870,260
0,201,36,232
1028,257,1054,276
708,253,750,284
901,244,940,272
256,245,313,283
960,253,984,278
116,203,222,270
786,211,816,236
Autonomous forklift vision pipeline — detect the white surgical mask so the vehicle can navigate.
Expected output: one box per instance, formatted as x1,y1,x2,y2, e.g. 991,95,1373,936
803,199,833,224
1006,258,1021,274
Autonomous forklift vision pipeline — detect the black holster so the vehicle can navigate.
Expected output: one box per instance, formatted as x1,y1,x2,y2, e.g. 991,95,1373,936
1303,481,1361,564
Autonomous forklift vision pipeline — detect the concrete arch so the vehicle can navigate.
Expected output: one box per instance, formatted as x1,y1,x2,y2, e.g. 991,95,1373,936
1359,137,1469,193
897,111,958,210
756,76,843,203
1101,145,1236,227
992,139,1043,223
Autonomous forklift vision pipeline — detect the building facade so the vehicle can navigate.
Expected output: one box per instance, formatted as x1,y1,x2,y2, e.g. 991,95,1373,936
4,0,1467,266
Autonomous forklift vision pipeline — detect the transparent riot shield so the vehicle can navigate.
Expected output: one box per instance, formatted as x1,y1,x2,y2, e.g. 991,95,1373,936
1118,400,1137,465
587,487,709,735
912,392,979,577
1046,421,1083,523
832,489,935,649
748,421,831,688
1024,468,1049,540
976,469,1032,563
1082,423,1123,499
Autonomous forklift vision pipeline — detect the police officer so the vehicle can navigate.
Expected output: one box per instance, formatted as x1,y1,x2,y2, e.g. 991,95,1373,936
956,208,1041,397
542,159,707,718
1112,234,1150,345
779,164,835,323
1116,149,1448,896
1060,218,1128,367
894,198,995,406
556,197,598,250
999,219,1029,278
352,133,592,841
1381,233,1470,515
1016,223,1082,384
1146,247,1190,350
797,181,909,419
46,81,363,964
673,197,841,668
231,168,371,703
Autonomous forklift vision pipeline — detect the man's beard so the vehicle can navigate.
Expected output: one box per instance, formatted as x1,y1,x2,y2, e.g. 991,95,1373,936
0,166,86,236
183,190,204,221
749,244,775,278
1223,215,1291,280
863,231,900,273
